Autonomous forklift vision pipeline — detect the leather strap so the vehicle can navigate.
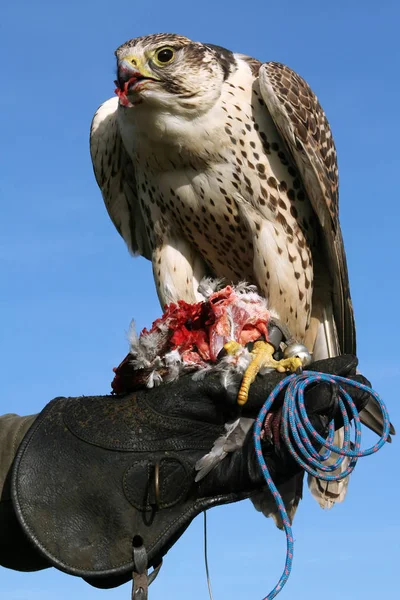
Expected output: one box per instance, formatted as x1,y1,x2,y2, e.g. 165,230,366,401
132,541,162,600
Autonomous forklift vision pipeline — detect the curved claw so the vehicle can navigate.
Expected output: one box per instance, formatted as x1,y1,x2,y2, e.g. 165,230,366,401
224,340,303,406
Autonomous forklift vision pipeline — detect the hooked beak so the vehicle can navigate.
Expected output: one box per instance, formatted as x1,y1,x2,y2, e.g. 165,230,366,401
114,56,158,106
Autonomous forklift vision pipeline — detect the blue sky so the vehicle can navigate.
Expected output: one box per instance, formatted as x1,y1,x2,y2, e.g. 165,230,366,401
1,0,399,598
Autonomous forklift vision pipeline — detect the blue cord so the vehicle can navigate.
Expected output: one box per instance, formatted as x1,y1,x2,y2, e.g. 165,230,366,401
253,371,391,599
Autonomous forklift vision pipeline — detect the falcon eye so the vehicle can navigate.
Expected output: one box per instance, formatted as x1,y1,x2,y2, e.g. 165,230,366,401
155,47,175,65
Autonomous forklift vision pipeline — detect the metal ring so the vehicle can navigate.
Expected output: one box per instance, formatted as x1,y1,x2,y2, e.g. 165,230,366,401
154,462,160,509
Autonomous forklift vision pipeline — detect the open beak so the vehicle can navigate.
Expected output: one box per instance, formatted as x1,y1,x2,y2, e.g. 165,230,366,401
114,56,157,106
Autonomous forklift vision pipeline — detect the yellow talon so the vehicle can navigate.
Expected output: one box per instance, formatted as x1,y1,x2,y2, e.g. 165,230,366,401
224,340,303,406
224,340,243,355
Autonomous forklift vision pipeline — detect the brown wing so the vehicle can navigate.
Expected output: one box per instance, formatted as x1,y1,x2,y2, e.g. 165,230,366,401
259,62,356,354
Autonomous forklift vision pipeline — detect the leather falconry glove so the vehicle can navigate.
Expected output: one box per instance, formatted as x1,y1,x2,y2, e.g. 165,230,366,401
8,355,370,591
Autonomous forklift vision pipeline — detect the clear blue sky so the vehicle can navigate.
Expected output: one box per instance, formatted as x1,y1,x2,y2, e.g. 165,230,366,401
1,1,399,598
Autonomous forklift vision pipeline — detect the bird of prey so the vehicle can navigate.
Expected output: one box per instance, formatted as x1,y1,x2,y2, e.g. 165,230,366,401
90,33,390,516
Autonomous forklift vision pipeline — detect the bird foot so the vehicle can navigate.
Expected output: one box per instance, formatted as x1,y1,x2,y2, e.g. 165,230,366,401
224,340,302,406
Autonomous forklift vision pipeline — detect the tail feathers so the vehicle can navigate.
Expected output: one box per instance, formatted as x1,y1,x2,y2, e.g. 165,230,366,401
251,473,304,529
307,304,352,509
310,304,339,362
308,428,351,509
360,396,395,441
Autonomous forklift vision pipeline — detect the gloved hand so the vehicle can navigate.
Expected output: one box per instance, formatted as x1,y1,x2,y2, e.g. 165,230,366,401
186,354,372,498
10,354,375,590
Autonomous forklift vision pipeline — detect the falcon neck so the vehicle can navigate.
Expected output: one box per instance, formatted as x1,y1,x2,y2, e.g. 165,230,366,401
118,102,232,170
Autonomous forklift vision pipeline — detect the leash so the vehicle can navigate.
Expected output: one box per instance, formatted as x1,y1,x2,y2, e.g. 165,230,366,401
204,510,215,600
253,371,391,599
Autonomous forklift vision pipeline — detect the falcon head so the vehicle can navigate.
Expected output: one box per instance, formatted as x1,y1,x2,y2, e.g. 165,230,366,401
114,33,236,113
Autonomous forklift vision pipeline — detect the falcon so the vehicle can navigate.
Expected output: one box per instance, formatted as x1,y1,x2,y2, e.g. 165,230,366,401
90,33,389,513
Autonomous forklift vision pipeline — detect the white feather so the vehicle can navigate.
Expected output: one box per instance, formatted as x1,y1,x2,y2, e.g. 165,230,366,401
146,370,163,388
192,365,214,381
195,417,254,481
139,329,164,360
127,319,140,351
163,350,184,382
